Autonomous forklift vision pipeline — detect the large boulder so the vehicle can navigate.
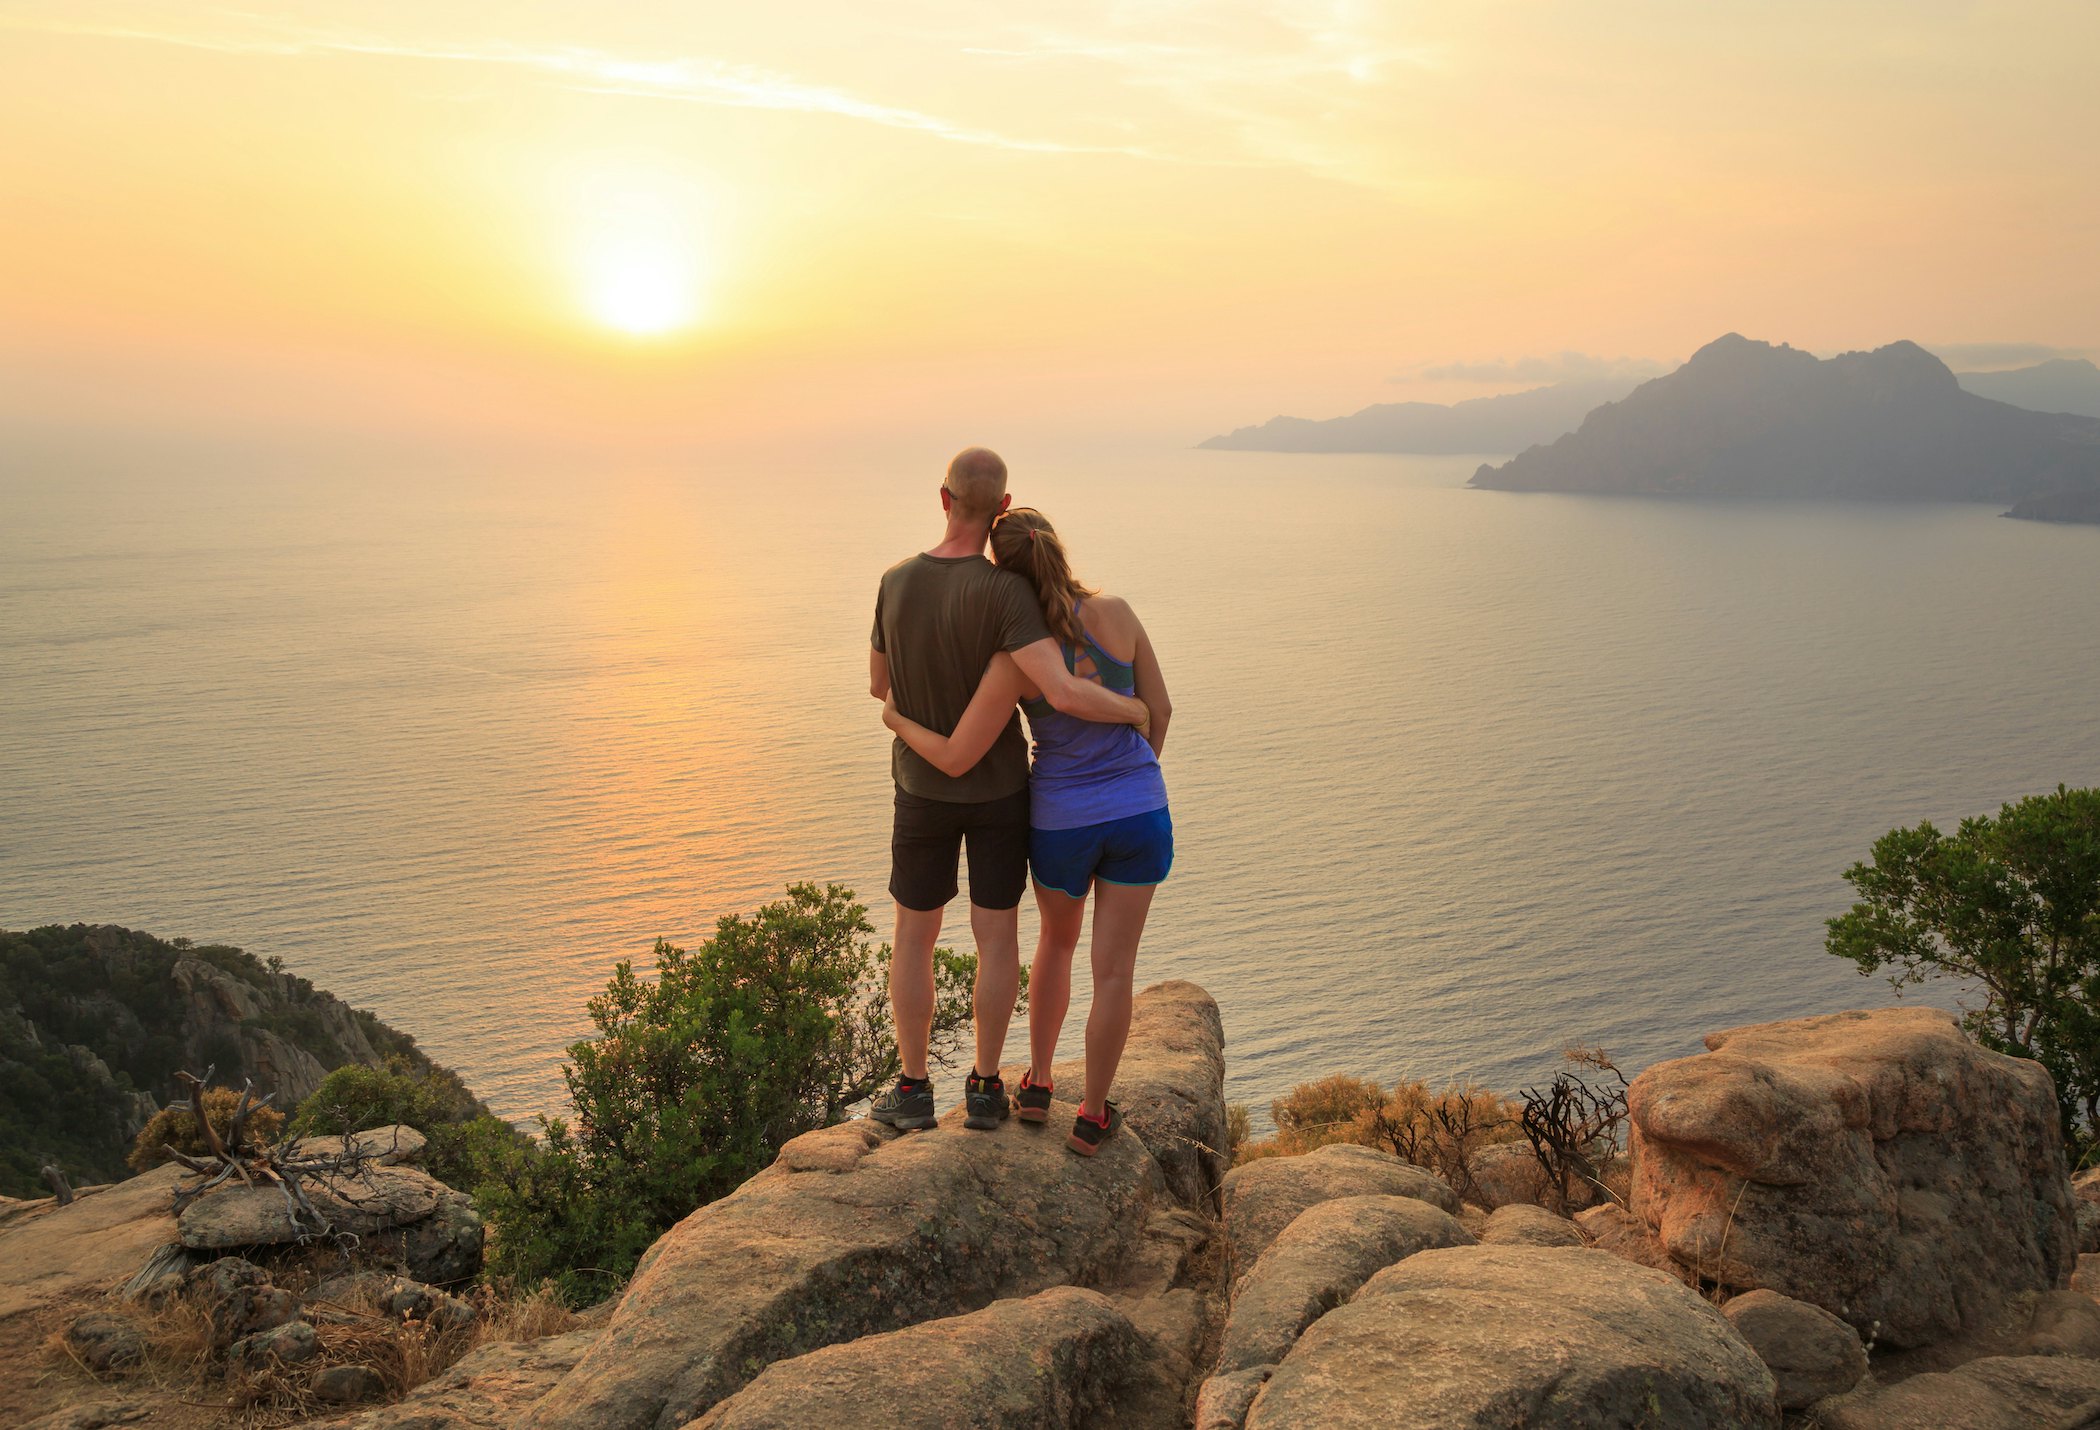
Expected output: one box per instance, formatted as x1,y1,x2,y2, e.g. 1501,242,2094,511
1244,1245,1779,1428
1219,1144,1459,1281
1574,1203,1686,1279
177,1161,446,1249
1212,1194,1473,1379
1629,1006,2075,1347
367,1187,485,1287
1813,1354,2100,1429
1721,1288,1868,1409
517,1109,1167,1429
688,1286,1145,1429
2022,1288,2100,1357
1049,980,1227,1211
1478,1203,1587,1248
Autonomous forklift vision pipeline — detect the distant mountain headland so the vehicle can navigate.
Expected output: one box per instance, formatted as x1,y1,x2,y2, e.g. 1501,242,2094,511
1956,357,2100,420
1470,335,2100,520
1197,377,1646,454
0,923,483,1196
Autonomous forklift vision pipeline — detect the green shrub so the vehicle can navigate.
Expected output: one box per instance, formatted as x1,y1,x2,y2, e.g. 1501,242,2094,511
467,883,985,1304
1828,784,2100,1154
292,1058,497,1188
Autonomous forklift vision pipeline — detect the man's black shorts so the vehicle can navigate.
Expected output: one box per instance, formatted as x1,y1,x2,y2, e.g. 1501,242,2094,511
890,786,1031,912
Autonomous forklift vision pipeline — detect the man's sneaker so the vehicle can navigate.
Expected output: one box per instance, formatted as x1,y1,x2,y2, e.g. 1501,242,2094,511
964,1070,1011,1131
1015,1071,1053,1125
870,1078,937,1131
1068,1101,1122,1157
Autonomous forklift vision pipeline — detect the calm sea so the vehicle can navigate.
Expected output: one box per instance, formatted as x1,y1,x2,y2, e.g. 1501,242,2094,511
5,449,2097,1126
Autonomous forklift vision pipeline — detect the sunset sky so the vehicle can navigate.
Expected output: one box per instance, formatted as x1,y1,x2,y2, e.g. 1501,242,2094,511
4,0,2096,460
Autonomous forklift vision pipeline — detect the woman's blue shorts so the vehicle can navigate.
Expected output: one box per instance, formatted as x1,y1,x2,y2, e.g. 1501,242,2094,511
1030,805,1174,900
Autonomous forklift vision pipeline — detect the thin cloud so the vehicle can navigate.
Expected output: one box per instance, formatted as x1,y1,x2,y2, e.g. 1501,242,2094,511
3,14,1175,160
1410,353,1670,384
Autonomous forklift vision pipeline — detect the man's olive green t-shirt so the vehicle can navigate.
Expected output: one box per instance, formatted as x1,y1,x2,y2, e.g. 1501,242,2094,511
872,553,1052,802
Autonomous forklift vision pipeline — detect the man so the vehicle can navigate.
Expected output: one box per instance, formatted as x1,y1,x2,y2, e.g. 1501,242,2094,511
868,447,1146,1132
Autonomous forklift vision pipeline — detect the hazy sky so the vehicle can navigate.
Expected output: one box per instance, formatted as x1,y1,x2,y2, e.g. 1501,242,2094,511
4,0,2096,459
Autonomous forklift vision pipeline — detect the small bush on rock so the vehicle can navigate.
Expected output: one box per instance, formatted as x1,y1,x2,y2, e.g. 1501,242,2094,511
1828,784,2100,1151
292,1058,513,1188
466,883,985,1304
126,1087,285,1172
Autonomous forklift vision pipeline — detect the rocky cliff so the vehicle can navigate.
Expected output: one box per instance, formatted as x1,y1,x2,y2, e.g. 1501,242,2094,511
14,981,2100,1428
1471,334,2100,511
0,923,481,1196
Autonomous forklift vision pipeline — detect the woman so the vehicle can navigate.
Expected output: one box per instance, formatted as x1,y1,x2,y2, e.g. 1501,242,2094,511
883,507,1173,1156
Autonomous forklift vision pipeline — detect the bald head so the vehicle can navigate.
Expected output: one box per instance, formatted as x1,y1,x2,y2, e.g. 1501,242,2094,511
942,447,1009,523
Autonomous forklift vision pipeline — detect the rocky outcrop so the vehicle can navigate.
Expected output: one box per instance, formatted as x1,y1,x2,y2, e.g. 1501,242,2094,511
518,981,1224,1430
1574,1202,1685,1279
1629,1006,2075,1347
1814,1353,2100,1428
1050,980,1227,1210
1478,1203,1587,1248
0,1165,185,1322
1244,1245,1780,1428
691,1287,1146,1429
0,1125,481,1357
167,1126,485,1287
1722,1288,1869,1409
1218,1144,1459,1281
1213,1194,1473,1380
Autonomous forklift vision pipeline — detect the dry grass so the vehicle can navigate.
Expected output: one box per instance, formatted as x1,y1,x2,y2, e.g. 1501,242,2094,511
41,1266,582,1427
1232,1073,1526,1201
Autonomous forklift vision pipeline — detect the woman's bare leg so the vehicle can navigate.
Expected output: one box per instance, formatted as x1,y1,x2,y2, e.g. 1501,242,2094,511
1080,882,1157,1118
1028,884,1087,1083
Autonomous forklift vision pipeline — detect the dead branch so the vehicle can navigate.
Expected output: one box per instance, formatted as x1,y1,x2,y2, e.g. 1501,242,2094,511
160,1070,387,1253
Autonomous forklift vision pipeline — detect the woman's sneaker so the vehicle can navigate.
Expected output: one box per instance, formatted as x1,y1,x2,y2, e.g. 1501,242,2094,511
1068,1101,1122,1156
1015,1071,1054,1125
870,1077,937,1131
964,1070,1010,1131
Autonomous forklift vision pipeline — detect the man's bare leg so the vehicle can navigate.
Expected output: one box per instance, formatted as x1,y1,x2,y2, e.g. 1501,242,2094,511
969,901,1022,1077
890,903,944,1081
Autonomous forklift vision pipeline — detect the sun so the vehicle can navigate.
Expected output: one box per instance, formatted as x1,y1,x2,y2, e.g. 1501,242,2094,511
568,167,714,338
585,235,702,337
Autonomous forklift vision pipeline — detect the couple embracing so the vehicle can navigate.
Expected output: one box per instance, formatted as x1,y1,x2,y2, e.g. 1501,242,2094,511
867,447,1173,1155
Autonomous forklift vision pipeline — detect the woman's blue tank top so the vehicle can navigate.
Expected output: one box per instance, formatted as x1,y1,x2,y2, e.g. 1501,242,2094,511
1022,604,1168,831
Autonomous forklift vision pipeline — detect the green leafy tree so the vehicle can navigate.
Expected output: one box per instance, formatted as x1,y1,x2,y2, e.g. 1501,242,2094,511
1827,785,2100,1147
470,884,998,1302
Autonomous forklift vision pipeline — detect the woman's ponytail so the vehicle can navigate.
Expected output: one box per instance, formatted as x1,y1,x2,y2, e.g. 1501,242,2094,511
989,507,1095,650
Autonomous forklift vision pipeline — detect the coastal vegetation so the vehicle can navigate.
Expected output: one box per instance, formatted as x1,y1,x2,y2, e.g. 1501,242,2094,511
0,923,479,1197
460,883,996,1303
1828,783,2100,1154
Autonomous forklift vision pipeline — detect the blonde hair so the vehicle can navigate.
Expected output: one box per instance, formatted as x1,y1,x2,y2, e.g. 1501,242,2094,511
989,508,1095,651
